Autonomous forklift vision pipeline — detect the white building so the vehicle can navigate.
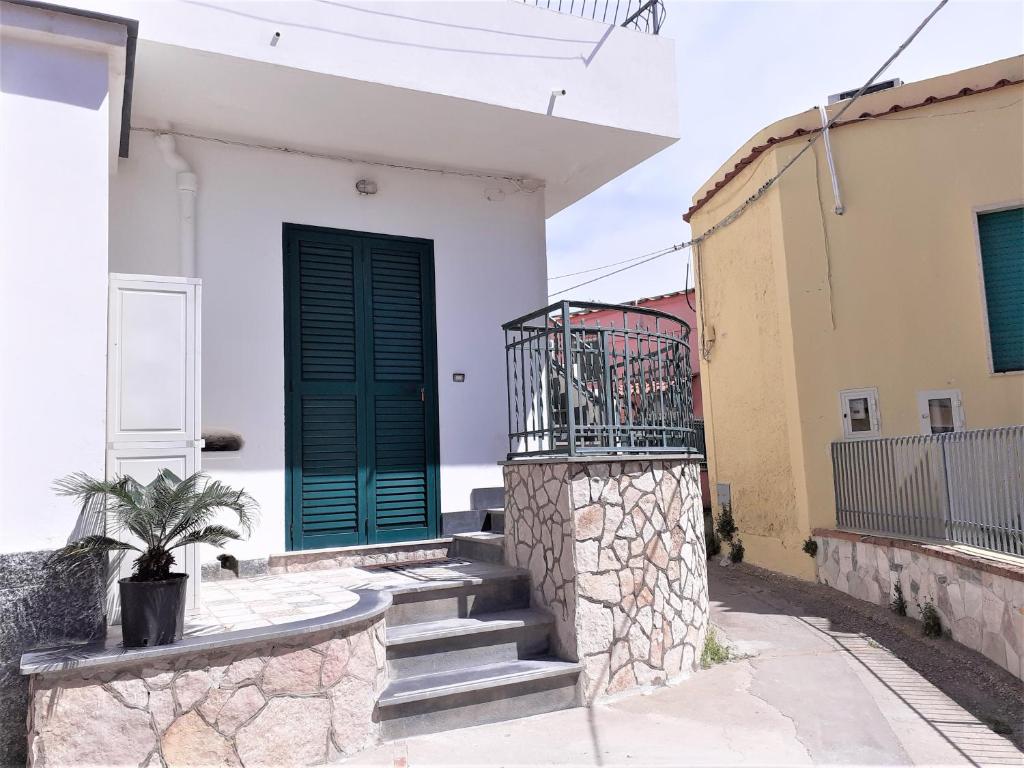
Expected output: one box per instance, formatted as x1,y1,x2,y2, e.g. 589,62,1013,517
0,4,685,759
1,1,676,577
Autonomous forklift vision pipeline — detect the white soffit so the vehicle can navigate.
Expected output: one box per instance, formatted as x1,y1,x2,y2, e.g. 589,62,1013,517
129,40,675,216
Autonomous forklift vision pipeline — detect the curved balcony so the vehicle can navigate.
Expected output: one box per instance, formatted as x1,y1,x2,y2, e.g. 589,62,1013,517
503,301,700,458
519,0,666,34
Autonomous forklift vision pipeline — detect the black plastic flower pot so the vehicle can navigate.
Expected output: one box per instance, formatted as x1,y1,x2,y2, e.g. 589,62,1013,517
118,573,188,648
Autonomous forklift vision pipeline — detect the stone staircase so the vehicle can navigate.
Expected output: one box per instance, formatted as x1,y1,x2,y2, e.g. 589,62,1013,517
440,487,505,537
447,531,505,563
376,535,581,739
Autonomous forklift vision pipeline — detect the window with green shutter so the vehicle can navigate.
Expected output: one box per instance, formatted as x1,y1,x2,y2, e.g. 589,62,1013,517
977,207,1024,373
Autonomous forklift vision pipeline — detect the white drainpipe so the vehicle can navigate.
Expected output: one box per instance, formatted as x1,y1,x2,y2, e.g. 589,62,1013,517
155,132,198,277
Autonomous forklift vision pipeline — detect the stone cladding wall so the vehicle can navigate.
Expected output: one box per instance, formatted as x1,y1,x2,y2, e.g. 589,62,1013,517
26,618,386,767
268,542,452,575
814,529,1023,680
503,458,708,702
0,551,104,767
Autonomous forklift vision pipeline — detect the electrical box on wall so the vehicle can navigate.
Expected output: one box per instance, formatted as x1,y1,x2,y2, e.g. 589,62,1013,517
716,483,731,506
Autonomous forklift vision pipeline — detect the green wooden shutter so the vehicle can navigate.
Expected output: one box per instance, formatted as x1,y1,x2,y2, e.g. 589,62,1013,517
299,242,357,381
367,242,437,541
978,208,1024,373
299,395,359,540
286,232,364,548
285,226,439,550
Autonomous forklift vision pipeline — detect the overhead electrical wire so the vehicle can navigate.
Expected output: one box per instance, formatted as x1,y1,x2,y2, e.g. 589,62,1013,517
549,243,684,296
548,0,949,298
548,244,681,280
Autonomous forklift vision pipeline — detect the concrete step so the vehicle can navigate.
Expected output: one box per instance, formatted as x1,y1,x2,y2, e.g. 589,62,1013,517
470,487,504,511
386,566,529,626
485,508,505,534
386,609,554,677
450,532,505,564
378,658,582,740
441,509,487,537
440,507,506,536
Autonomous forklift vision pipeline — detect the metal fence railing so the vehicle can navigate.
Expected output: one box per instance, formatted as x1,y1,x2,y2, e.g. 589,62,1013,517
502,301,700,458
693,419,706,464
519,0,665,33
832,426,1024,557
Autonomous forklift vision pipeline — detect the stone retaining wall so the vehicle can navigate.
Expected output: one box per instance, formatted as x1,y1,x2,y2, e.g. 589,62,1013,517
0,551,104,768
813,529,1023,680
26,618,386,767
503,457,708,702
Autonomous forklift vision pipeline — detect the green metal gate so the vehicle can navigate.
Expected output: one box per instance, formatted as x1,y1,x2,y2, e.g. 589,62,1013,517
284,224,439,550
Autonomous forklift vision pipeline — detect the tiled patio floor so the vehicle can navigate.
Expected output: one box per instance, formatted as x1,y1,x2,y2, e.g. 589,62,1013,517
186,558,521,636
187,570,361,635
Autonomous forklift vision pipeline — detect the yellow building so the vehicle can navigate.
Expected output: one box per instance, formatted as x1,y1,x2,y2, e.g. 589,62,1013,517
687,56,1024,579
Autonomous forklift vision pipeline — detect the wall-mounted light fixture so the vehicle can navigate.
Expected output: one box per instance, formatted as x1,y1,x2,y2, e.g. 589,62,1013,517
270,31,281,46
355,179,378,196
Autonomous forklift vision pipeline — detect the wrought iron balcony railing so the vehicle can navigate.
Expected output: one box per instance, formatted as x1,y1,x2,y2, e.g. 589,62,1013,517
519,0,665,34
503,301,700,458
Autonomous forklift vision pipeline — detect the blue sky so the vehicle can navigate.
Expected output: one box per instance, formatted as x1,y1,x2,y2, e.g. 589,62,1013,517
545,0,1024,304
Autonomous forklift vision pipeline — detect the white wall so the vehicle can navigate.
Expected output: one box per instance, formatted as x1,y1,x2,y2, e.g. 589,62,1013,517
109,134,547,561
0,12,123,552
51,0,677,138
53,0,678,216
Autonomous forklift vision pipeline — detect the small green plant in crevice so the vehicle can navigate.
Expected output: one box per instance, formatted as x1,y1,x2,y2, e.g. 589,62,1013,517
706,533,721,559
714,503,743,563
918,598,943,638
802,537,818,558
700,627,731,669
890,580,908,617
715,505,737,543
728,537,745,564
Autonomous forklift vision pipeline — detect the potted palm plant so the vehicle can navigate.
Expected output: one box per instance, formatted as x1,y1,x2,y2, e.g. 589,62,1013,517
49,469,257,648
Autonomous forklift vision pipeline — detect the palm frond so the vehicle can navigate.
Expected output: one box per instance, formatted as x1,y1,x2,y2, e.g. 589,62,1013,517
53,473,120,520
54,473,159,549
158,468,183,485
53,472,117,498
161,477,258,547
118,478,161,549
112,475,148,510
48,535,139,566
170,524,242,550
155,471,204,540
148,470,181,541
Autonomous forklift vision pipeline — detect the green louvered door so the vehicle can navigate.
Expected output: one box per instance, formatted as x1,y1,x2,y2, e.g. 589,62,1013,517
285,225,439,550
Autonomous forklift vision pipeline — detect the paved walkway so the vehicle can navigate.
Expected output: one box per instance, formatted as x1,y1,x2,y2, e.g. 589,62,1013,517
349,565,1022,767
188,559,521,634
